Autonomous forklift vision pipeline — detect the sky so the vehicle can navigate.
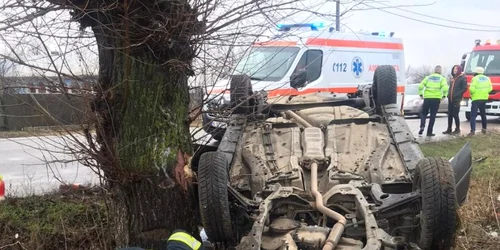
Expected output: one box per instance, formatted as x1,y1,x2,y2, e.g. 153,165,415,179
2,0,500,77
338,0,500,68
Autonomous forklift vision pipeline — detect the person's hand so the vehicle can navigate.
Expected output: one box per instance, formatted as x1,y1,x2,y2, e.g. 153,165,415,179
419,95,423,99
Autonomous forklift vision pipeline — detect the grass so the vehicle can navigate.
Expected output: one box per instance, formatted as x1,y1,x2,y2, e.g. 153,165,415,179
420,132,500,249
0,188,114,250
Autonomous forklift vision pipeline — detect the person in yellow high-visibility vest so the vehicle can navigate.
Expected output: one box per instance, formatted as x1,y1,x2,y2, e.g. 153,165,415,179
468,66,493,136
418,65,449,136
119,229,207,250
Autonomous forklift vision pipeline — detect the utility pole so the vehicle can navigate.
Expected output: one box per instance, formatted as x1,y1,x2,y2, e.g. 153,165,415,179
335,0,340,31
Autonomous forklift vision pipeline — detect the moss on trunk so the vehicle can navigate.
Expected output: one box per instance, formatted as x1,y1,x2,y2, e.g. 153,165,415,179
114,54,192,173
106,53,198,248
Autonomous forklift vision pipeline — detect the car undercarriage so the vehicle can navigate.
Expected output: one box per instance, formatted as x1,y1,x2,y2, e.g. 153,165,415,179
193,66,473,250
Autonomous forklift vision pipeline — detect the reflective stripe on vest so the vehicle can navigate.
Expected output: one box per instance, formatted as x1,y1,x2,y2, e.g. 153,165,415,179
168,232,202,250
475,84,491,89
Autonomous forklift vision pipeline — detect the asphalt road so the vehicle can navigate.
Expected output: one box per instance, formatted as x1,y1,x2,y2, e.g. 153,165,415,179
2,113,499,197
405,111,500,142
0,135,100,197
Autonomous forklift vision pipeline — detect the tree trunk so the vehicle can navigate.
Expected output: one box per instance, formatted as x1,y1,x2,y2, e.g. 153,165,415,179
113,175,199,249
95,36,199,248
99,52,199,248
51,0,204,248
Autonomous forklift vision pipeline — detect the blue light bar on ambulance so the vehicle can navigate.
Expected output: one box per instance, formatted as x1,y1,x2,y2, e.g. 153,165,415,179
371,32,395,37
277,22,325,31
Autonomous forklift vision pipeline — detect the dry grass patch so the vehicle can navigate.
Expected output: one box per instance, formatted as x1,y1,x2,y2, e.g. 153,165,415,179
420,133,500,249
0,188,114,250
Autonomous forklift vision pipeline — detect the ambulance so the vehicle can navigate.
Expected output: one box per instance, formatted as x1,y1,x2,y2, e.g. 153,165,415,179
460,39,500,120
202,23,407,141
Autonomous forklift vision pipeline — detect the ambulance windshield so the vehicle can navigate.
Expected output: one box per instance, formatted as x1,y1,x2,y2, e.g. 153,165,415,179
465,50,500,75
234,47,300,81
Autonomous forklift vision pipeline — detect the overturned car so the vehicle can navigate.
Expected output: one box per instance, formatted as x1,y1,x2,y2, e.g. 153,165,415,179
193,65,473,250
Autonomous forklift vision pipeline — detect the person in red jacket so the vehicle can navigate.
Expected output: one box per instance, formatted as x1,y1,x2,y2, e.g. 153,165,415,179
443,65,468,135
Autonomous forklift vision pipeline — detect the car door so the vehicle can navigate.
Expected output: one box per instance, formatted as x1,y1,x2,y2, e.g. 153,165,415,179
439,97,449,112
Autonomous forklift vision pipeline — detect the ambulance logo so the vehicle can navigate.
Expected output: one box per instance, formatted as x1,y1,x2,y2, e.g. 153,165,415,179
352,57,363,78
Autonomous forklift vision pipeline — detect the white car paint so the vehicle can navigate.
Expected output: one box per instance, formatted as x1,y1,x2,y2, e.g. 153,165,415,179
207,27,406,97
203,24,408,133
403,84,448,116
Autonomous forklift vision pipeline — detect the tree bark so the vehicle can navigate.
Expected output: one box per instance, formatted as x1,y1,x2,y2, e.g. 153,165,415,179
49,0,203,248
100,52,199,248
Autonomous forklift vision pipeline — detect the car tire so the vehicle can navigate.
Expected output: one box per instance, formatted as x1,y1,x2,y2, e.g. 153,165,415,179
230,74,253,114
465,111,471,121
198,151,233,242
413,157,457,250
373,65,398,106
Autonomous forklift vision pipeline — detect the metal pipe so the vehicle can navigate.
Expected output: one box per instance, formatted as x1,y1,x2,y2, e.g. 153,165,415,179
284,110,312,128
310,162,346,250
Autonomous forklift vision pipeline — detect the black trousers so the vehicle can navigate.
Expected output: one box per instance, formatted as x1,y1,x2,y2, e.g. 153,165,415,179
470,100,488,132
447,99,461,130
419,98,440,134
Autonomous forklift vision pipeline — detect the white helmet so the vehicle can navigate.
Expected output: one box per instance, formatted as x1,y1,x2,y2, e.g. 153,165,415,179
473,66,485,74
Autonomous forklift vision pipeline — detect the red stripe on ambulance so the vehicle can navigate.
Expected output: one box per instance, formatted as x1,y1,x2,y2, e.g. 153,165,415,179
305,38,404,50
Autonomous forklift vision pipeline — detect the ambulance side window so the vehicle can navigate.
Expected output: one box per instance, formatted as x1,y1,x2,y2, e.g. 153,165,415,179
294,49,323,82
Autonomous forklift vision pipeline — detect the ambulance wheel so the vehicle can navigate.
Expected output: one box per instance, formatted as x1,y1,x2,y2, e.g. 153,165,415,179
412,157,457,250
373,65,397,106
465,111,471,121
230,74,253,114
198,151,233,242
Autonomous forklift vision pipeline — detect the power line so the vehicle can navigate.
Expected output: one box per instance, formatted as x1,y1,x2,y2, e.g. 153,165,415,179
373,1,500,29
362,2,500,32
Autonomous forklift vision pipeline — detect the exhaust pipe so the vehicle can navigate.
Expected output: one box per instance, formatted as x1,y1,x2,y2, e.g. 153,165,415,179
284,110,312,128
310,162,346,250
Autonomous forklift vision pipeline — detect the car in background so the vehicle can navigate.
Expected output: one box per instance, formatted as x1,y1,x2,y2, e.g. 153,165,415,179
403,84,448,117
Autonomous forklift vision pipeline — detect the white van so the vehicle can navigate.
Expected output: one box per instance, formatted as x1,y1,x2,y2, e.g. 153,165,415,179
202,23,406,141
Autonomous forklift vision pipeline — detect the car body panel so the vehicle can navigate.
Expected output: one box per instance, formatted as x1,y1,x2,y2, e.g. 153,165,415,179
403,84,448,116
449,142,473,206
194,82,472,250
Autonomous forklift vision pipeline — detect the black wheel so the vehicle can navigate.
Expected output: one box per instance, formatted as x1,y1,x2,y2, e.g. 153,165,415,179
413,157,457,250
465,111,471,121
198,151,233,242
373,65,397,106
230,74,253,114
